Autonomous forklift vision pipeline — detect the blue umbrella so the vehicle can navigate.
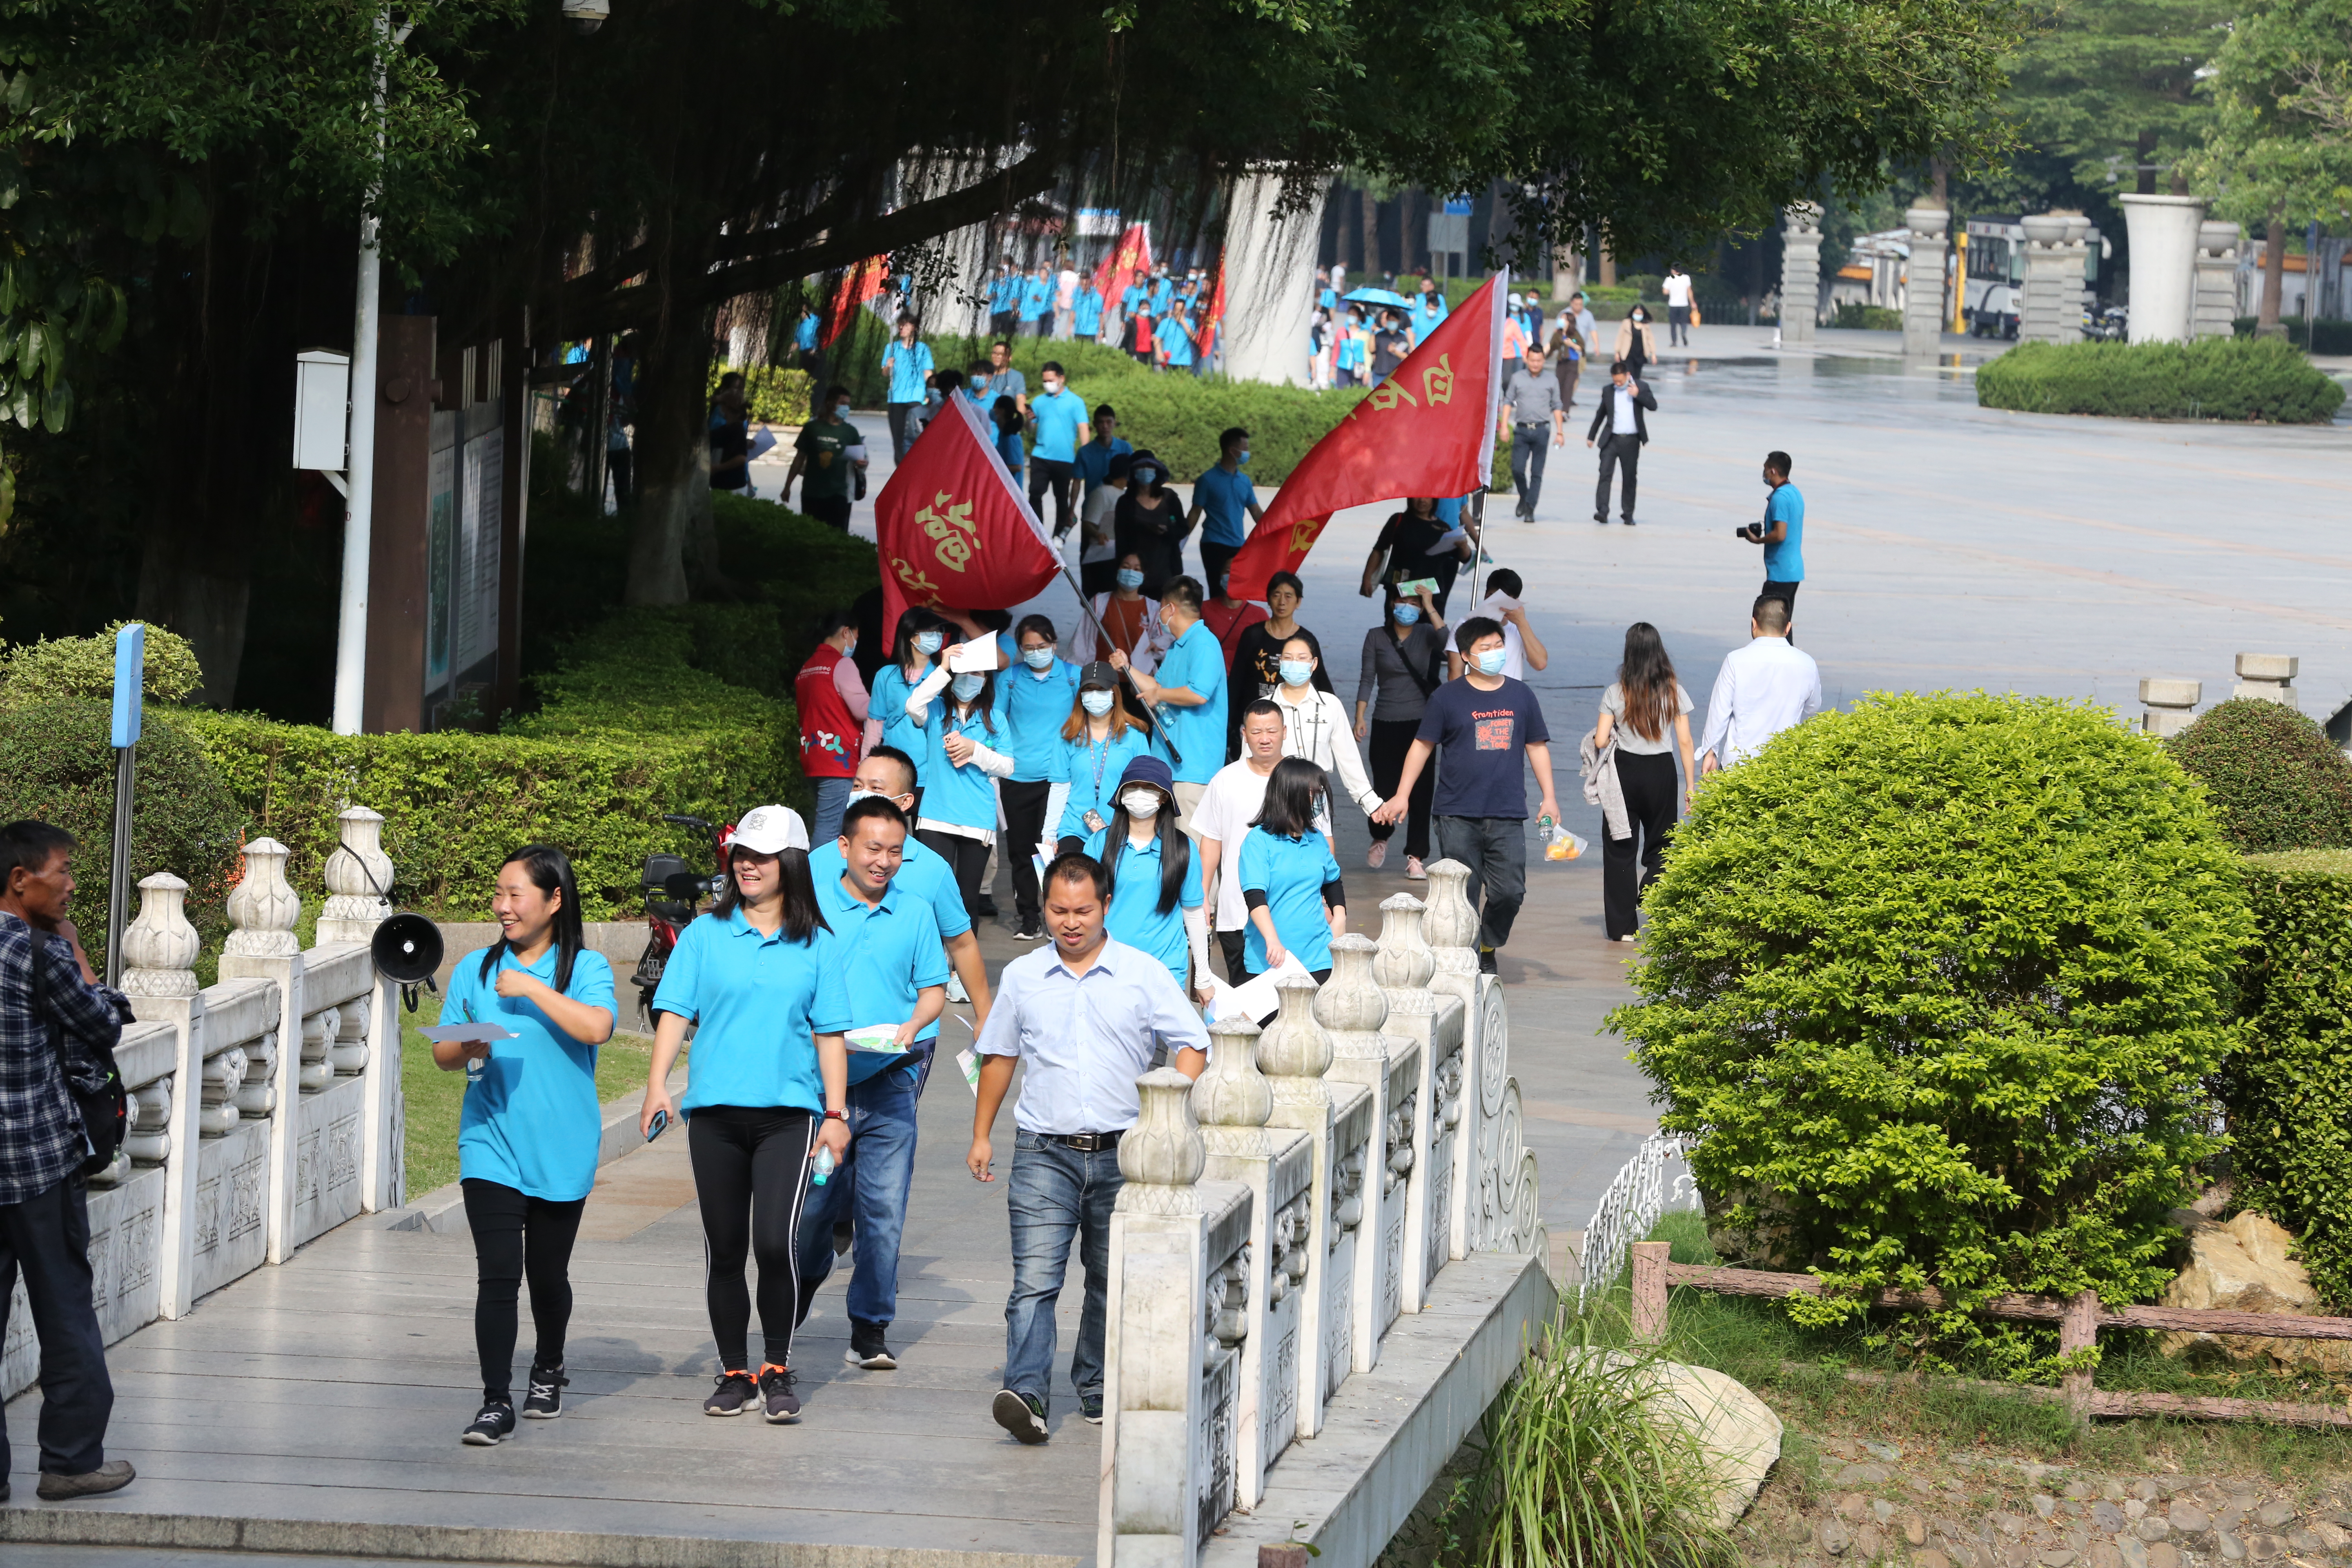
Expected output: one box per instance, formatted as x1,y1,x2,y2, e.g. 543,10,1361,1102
1342,287,1413,307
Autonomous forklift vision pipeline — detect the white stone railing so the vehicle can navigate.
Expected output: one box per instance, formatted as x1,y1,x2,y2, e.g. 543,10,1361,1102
1098,857,1541,1566
2,806,405,1399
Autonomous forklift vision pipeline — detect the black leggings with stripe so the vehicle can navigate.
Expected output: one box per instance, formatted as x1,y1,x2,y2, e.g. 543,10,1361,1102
688,1105,815,1371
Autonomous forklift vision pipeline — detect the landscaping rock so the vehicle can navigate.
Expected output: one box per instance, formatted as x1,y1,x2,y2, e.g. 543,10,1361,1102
2093,1502,2129,1532
2160,1210,2352,1375
1820,1519,1851,1556
2169,1502,2209,1536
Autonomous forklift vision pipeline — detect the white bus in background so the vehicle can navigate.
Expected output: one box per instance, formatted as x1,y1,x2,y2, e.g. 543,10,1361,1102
1961,215,2109,338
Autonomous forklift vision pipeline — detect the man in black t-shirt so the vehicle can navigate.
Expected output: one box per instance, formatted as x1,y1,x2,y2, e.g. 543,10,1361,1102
1371,309,1410,380
1361,499,1474,615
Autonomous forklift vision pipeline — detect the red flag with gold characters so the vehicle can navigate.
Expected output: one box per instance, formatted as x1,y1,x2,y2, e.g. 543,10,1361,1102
875,394,1063,640
824,257,891,348
1091,224,1152,318
1224,270,1510,600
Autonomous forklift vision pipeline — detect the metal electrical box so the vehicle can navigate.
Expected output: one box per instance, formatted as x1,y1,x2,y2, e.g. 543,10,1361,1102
293,349,352,471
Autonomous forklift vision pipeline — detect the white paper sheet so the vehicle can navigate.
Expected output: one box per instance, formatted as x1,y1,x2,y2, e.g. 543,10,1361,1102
1204,953,1312,1023
948,639,998,673
419,1022,519,1045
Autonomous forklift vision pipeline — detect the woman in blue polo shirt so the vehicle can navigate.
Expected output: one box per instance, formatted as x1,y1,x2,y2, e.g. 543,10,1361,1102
1047,660,1151,855
906,644,1014,926
642,805,851,1426
1081,756,1208,999
437,844,615,1448
869,609,947,787
1240,756,1349,982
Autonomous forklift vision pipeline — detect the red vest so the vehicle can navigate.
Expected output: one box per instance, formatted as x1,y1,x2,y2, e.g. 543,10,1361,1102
796,644,861,779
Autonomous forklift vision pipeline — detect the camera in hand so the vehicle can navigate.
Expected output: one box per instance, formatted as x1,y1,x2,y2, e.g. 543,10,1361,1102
1734,523,1763,538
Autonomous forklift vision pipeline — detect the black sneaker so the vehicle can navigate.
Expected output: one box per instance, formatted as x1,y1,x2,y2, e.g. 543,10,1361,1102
1621,516,1637,526
1081,1397,1105,1425
993,1388,1050,1444
1478,947,1500,975
846,1320,898,1370
1593,512,1608,524
704,1370,758,1416
1013,920,1044,941
978,894,999,917
522,1365,567,1419
461,1399,516,1446
759,1364,802,1424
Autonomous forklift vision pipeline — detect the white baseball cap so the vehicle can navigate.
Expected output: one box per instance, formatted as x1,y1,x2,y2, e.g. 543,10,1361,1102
728,805,810,855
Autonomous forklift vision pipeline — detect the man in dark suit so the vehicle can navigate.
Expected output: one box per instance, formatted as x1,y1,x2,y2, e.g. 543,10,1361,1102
1585,359,1658,526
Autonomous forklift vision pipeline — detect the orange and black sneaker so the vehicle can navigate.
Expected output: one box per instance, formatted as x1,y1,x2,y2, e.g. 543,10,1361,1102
759,1363,802,1424
704,1369,757,1417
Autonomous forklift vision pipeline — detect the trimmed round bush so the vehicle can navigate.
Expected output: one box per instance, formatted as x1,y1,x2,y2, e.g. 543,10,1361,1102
0,699,246,974
2167,697,2352,853
0,621,205,708
1609,693,2252,1364
1976,336,2345,423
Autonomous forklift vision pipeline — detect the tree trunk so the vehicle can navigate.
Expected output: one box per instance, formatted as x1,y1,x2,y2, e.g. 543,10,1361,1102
1599,233,1618,288
2135,130,2158,197
1552,240,1582,300
1358,188,1382,282
2258,211,2288,337
625,305,719,605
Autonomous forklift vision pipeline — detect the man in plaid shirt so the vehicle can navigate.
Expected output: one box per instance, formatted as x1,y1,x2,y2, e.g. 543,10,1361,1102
0,820,136,1501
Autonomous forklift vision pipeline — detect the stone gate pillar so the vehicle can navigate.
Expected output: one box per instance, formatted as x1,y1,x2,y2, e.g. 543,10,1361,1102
1779,204,1822,344
1903,207,1949,356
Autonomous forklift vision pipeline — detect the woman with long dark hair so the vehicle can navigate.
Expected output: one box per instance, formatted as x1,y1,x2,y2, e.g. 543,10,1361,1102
906,639,1014,925
1238,756,1348,983
436,845,616,1446
1081,756,1207,999
1048,660,1151,854
868,608,948,784
1595,622,1695,943
642,806,851,1425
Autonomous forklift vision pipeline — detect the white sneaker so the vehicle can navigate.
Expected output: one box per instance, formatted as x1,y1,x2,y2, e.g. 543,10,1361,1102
1404,857,1427,880
946,972,970,1004
1367,841,1388,870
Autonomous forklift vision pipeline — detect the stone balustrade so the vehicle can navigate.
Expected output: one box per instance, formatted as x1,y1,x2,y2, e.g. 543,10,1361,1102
2,809,407,1400
1098,858,1542,1566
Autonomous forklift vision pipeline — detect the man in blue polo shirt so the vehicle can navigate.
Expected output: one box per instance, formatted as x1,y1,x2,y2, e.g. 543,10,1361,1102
795,795,948,1373
1018,265,1053,337
1742,449,1805,632
1414,276,1449,338
808,746,991,1017
1074,279,1105,342
1149,267,1174,318
1119,575,1226,829
1026,362,1089,541
989,265,1020,339
1184,426,1263,595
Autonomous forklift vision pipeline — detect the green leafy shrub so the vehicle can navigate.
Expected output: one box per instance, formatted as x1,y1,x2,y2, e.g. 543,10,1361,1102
2229,851,2352,1311
0,621,206,709
1829,302,1903,331
1976,337,2345,423
2232,316,2352,356
708,362,813,426
0,700,245,974
1610,692,2252,1368
2167,697,2352,853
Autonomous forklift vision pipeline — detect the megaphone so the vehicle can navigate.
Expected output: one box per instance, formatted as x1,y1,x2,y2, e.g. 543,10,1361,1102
371,912,445,1012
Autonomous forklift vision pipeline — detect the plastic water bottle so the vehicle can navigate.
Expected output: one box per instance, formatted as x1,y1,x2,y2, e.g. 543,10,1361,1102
811,1146,837,1186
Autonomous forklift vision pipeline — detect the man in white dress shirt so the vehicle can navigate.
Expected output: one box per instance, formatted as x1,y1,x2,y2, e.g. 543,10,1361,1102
968,853,1209,1444
1697,595,1822,775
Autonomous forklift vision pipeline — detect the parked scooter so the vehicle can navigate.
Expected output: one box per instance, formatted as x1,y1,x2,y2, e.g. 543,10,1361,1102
2081,304,2128,341
631,813,731,1020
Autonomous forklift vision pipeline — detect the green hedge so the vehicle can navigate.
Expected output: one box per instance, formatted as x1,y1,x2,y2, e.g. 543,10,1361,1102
2230,850,2352,1310
2232,316,2352,356
1611,692,2252,1370
1976,337,2346,423
1829,303,1903,331
2168,698,2352,853
710,363,814,427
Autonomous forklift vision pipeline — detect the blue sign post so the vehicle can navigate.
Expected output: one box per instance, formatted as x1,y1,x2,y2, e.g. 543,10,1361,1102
105,624,145,988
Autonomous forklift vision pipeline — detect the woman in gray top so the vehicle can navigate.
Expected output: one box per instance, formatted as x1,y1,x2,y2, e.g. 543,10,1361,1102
1595,621,1694,942
1353,585,1447,876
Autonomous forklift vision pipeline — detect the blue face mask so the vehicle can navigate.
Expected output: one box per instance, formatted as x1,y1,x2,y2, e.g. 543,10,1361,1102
1235,448,1251,466
913,631,944,656
1279,659,1314,688
1081,690,1115,716
1392,604,1421,626
1023,646,1056,670
1116,568,1145,590
1474,648,1508,677
951,672,986,702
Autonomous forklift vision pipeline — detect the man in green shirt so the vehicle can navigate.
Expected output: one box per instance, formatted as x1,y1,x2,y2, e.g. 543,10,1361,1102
788,384,866,532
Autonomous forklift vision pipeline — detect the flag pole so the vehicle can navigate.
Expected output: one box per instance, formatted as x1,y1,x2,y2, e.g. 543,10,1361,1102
1470,263,1510,608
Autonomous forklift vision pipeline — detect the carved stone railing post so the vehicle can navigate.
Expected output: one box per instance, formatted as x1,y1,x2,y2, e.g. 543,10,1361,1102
1194,1016,1310,1508
1317,934,1416,1370
2018,213,2078,345
1779,204,1822,343
219,837,308,1264
1903,206,1949,356
2192,220,2242,339
1259,971,1344,1438
316,806,394,943
1378,893,1462,1303
122,872,206,1319
1424,860,1483,1260
319,805,404,1213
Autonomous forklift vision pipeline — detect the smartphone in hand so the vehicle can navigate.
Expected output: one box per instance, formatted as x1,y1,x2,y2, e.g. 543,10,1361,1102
645,1108,669,1143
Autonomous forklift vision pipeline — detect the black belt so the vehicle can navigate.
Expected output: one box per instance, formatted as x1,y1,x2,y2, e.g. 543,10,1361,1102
1041,1130,1123,1152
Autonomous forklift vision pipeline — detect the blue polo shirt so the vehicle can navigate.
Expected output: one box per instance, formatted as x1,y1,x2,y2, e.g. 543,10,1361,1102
1415,295,1450,332
1082,826,1203,987
1152,621,1227,786
918,686,1012,831
1151,278,1174,315
870,664,932,783
1193,465,1256,547
881,340,934,405
816,871,951,1083
1030,387,1090,463
1156,315,1194,367
1051,726,1152,838
1074,436,1133,488
1763,481,1805,581
1003,658,1082,780
794,314,820,352
1239,828,1343,975
447,944,616,1202
1019,276,1051,321
990,275,1019,314
1123,285,1148,317
810,833,971,939
652,909,852,1117
1075,288,1104,337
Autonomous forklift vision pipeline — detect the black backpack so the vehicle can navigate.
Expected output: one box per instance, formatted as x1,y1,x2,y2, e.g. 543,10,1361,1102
27,933,129,1180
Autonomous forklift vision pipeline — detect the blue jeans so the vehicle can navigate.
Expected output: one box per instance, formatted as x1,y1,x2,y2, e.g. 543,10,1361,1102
1003,1131,1123,1412
0,1175,114,1476
793,1064,921,1327
811,776,852,850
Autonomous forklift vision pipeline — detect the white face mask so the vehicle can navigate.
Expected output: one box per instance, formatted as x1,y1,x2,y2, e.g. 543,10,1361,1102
913,630,944,656
1080,690,1115,716
1120,790,1164,820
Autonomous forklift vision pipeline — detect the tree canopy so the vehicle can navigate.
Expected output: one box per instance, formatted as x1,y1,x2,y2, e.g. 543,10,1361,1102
2185,0,2352,228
